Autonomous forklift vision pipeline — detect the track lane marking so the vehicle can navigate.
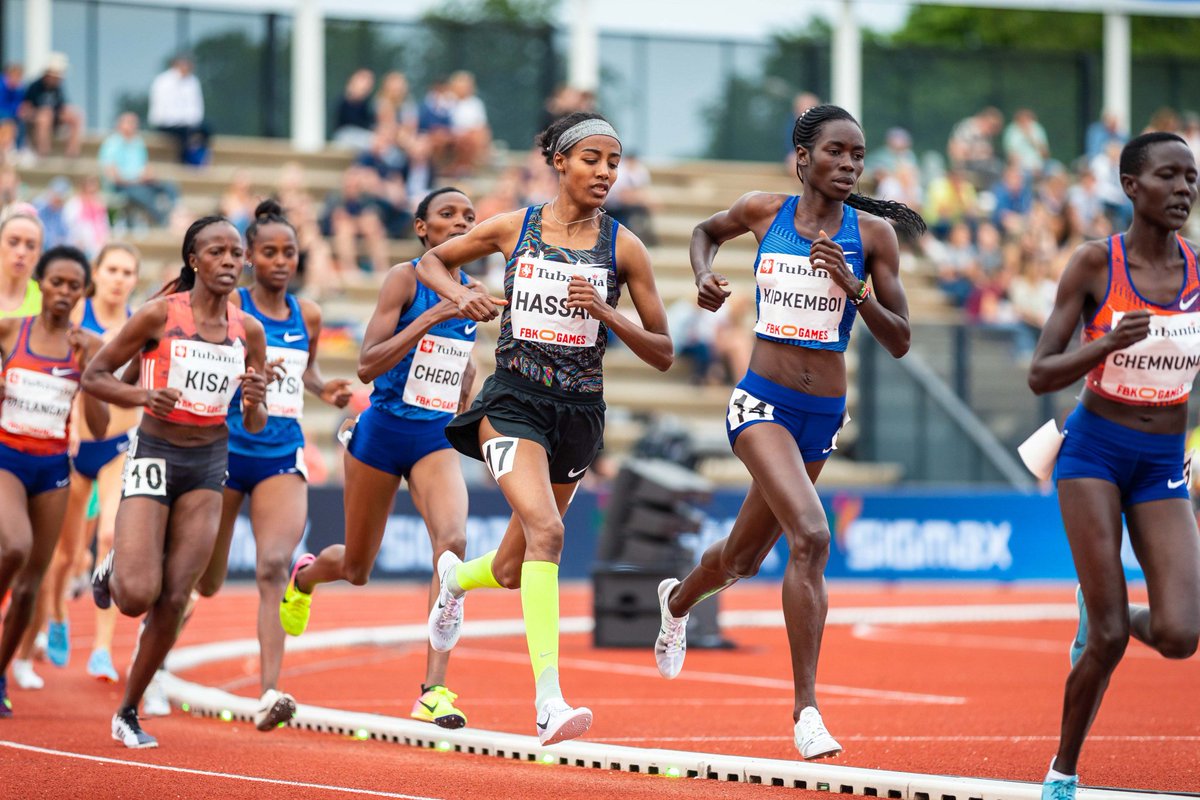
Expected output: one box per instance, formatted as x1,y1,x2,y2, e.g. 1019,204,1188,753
0,740,442,800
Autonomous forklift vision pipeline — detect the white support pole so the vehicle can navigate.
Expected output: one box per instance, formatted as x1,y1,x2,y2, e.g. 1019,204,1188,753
291,0,326,152
567,0,599,92
1103,12,1131,133
831,0,862,120
24,0,52,75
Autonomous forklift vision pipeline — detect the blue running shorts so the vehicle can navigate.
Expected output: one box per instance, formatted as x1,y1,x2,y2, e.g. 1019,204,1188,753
345,405,453,480
725,370,848,463
226,448,308,494
1055,404,1189,506
0,441,70,496
73,430,133,481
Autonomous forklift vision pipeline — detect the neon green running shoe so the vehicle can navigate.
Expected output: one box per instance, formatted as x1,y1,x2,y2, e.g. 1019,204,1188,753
410,685,467,729
279,554,316,636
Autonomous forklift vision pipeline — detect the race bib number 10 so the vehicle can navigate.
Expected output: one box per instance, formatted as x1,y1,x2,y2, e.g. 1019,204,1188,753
124,457,167,498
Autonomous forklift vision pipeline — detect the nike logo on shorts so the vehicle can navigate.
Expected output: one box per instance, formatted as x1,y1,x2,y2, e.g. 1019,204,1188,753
567,466,588,478
1168,476,1187,489
283,332,304,343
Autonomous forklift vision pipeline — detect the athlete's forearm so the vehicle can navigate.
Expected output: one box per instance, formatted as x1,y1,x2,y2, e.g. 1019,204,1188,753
82,369,150,409
855,298,910,358
1029,338,1117,395
357,310,441,384
82,394,111,440
605,312,673,372
241,401,269,434
689,226,721,284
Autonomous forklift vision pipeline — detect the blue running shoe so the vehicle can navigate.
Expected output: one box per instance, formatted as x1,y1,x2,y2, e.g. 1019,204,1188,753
0,676,11,718
87,648,119,683
1070,585,1087,668
47,620,69,667
1042,773,1078,800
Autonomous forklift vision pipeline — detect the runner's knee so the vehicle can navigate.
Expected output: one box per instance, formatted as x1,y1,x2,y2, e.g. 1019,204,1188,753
1087,616,1130,665
1152,622,1199,659
783,516,831,568
256,552,291,589
0,545,30,575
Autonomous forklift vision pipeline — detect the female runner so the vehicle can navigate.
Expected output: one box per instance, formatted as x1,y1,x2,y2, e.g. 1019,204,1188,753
84,216,269,748
197,200,351,731
0,245,108,716
280,188,478,728
16,243,140,686
0,206,44,321
652,104,925,759
418,112,673,745
1028,132,1200,800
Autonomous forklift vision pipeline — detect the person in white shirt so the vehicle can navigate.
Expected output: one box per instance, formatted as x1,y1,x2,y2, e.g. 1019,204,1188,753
446,71,490,177
147,55,210,165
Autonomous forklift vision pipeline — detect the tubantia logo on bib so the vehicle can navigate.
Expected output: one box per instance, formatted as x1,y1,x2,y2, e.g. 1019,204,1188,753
420,339,435,353
519,262,534,279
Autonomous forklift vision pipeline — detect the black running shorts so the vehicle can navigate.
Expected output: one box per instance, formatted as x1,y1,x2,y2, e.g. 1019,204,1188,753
120,429,228,505
446,370,604,485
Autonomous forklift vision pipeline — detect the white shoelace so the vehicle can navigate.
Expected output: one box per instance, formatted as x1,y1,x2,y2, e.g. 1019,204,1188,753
435,594,462,630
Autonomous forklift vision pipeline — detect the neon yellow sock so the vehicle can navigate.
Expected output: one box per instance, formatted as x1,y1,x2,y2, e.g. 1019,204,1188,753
520,561,562,708
454,550,502,593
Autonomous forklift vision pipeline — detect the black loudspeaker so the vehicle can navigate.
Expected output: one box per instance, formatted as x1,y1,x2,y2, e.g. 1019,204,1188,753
591,460,732,649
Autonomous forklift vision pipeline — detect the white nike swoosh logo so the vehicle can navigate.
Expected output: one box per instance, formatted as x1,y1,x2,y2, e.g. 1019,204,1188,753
282,333,304,342
1181,294,1199,310
567,466,588,478
464,323,477,334
822,446,835,454
841,251,858,257
51,367,74,376
1168,477,1187,489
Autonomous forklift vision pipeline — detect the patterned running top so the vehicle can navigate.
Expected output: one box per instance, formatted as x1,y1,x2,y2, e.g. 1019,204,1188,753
494,204,620,394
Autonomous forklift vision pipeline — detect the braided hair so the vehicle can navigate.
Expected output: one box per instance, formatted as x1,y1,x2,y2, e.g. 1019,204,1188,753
245,198,295,250
792,105,927,237
154,215,233,297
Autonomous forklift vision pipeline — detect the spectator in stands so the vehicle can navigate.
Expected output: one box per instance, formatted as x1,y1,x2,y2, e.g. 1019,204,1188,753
1183,112,1200,166
1089,139,1131,229
876,161,923,219
1144,106,1181,134
63,174,110,258
0,165,21,209
278,161,338,297
1085,110,1127,159
606,150,656,245
868,126,918,174
1066,166,1105,236
948,106,1003,185
924,165,980,239
446,71,490,177
1003,108,1050,177
355,131,412,239
219,168,257,236
34,176,72,248
98,112,178,227
332,68,376,151
540,85,581,132
933,221,980,307
148,54,211,166
990,164,1034,233
324,164,389,274
0,64,25,163
19,52,83,158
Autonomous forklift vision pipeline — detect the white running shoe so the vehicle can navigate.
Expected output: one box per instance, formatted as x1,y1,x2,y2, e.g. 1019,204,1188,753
536,698,593,746
794,706,842,759
254,689,297,731
427,551,465,653
653,578,689,679
11,659,44,690
142,671,171,717
112,708,157,749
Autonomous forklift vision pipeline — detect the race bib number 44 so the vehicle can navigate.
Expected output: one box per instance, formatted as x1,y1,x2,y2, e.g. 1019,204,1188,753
0,367,76,439
403,334,473,412
265,345,310,420
754,252,846,343
1101,312,1200,403
167,339,245,417
510,256,608,348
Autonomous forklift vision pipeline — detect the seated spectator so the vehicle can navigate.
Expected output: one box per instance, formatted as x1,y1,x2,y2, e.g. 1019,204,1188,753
0,64,25,162
932,221,979,307
947,106,1003,186
1066,167,1105,236
19,53,83,158
1090,139,1131,229
64,174,110,258
990,164,1033,233
924,166,980,239
98,112,179,227
540,85,582,132
148,54,211,165
418,77,456,171
355,131,412,238
606,151,656,245
332,68,376,151
1086,110,1126,159
34,176,72,248
876,161,923,222
476,166,527,222
279,161,338,297
374,70,433,196
868,126,918,175
220,168,257,235
323,165,389,274
1144,106,1181,134
1002,108,1050,177
446,71,491,176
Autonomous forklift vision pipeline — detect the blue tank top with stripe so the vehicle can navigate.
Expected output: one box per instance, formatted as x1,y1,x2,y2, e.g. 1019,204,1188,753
752,196,865,353
80,298,131,336
372,263,476,422
228,287,308,457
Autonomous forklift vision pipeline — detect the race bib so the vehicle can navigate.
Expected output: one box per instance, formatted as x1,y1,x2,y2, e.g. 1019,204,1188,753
402,333,473,413
753,252,847,343
509,255,608,348
1101,312,1200,403
123,456,167,497
265,345,309,420
727,388,776,431
0,367,77,440
167,339,245,417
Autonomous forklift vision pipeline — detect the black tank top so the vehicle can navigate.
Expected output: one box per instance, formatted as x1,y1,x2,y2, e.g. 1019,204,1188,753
495,204,620,394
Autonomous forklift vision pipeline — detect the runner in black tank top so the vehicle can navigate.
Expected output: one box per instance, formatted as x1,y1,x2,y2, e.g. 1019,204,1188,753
417,112,673,746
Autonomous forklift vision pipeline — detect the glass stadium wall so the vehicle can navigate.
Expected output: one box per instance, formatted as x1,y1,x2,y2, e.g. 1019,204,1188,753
3,1,1200,162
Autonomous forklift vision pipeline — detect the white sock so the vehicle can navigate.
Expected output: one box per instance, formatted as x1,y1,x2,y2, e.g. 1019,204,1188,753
1047,757,1076,781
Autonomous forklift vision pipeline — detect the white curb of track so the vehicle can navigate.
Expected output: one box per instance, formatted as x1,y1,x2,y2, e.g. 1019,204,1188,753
162,604,1184,800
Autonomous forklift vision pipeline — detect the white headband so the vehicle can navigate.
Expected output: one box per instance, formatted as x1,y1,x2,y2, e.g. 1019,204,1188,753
555,119,621,154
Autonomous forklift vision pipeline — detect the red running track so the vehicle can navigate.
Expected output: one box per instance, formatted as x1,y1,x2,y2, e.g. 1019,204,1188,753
1,582,1196,799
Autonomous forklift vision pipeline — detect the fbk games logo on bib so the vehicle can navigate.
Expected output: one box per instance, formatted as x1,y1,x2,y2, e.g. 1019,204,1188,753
518,262,534,278
420,339,435,353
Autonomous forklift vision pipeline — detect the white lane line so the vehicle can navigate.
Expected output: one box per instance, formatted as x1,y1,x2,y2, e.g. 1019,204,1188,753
849,624,1164,660
597,734,1200,744
453,646,966,705
0,740,442,800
